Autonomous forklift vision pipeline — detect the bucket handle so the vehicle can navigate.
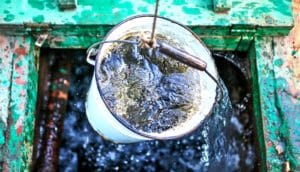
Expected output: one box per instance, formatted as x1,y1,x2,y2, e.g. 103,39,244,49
86,40,139,66
86,48,97,66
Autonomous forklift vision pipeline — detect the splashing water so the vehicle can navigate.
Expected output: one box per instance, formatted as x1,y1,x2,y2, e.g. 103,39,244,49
59,51,256,172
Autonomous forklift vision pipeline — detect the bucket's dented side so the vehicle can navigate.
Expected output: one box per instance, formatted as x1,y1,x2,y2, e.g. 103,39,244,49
86,74,150,143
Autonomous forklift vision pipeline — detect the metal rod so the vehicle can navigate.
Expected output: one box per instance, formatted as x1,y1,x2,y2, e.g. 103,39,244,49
150,0,160,46
156,40,207,71
154,41,223,101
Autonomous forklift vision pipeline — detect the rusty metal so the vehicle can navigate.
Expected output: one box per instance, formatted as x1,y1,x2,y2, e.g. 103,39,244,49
31,51,71,172
31,50,51,171
155,40,207,71
149,0,160,46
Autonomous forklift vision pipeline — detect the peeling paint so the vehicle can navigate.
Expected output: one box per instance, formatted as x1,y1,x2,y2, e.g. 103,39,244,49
32,15,45,23
0,36,37,171
251,36,300,171
0,0,294,26
15,77,26,85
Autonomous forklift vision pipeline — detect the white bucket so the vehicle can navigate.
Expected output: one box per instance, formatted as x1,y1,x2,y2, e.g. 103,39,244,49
86,15,218,143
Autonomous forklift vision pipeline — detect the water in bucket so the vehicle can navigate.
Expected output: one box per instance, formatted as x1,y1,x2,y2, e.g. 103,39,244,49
97,35,202,133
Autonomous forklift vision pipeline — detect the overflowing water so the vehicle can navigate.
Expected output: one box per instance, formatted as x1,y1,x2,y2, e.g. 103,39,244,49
59,51,257,172
97,37,201,133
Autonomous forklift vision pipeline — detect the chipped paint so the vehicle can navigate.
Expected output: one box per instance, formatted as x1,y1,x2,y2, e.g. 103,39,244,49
0,36,38,171
0,36,14,163
250,36,300,171
0,0,293,27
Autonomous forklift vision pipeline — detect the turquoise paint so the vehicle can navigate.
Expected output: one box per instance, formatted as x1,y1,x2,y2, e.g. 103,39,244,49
142,0,154,4
33,15,45,23
0,0,294,27
253,37,300,171
173,0,185,5
274,77,299,169
28,0,45,10
0,123,4,145
270,0,291,17
275,78,288,90
159,11,167,16
215,18,229,25
0,35,14,169
0,135,4,146
252,7,272,18
253,37,283,171
4,14,15,22
137,6,148,12
244,2,258,9
181,6,200,15
274,59,283,67
45,2,56,10
291,50,297,57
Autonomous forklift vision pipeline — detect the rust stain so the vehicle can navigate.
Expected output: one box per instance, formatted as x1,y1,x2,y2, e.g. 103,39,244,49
63,79,70,86
15,77,26,85
15,116,24,135
17,126,23,135
2,162,9,172
267,141,273,148
57,91,68,100
19,102,25,110
50,91,68,100
14,47,27,56
291,0,300,50
47,103,54,111
284,0,300,102
15,65,24,75
20,90,26,96
0,36,8,47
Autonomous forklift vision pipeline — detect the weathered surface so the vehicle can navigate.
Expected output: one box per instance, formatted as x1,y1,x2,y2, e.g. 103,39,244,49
0,35,38,171
250,36,300,171
0,36,14,168
0,0,294,51
0,0,292,27
31,50,71,172
213,0,231,13
57,0,77,10
273,37,300,170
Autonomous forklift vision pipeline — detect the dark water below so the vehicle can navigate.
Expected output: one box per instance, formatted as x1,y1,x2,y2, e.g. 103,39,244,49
59,51,257,172
98,39,201,133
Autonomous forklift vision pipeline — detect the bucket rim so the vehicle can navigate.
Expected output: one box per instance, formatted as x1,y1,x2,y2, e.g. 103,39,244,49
93,14,216,140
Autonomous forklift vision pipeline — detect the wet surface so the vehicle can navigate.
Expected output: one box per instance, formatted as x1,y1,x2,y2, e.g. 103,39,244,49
98,39,202,133
56,50,258,172
31,51,72,172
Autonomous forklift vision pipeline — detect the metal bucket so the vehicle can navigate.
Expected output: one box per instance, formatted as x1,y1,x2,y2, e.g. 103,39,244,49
86,15,218,143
